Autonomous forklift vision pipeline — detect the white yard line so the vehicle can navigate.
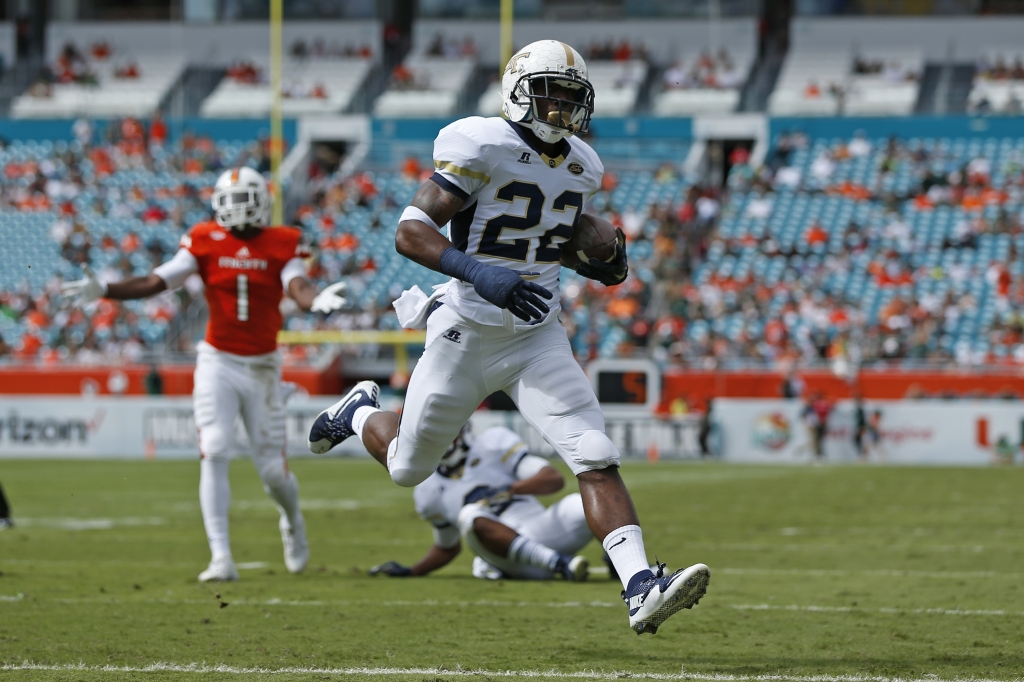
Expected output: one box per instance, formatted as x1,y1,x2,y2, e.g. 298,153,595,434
0,662,1020,682
12,517,167,530
235,562,268,570
35,596,1024,617
5,558,1020,579
719,568,1019,579
731,603,1024,617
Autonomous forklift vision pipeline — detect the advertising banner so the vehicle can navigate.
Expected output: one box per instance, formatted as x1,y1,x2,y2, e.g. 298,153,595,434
716,398,1024,465
0,396,372,459
0,396,706,461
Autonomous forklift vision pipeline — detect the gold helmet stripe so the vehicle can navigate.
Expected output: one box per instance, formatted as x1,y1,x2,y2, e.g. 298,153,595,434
558,42,575,67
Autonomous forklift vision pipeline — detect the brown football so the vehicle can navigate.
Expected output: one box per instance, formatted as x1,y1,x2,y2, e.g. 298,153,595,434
559,212,618,270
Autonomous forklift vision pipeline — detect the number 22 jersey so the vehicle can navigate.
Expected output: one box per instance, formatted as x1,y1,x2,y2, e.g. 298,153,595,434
430,117,603,327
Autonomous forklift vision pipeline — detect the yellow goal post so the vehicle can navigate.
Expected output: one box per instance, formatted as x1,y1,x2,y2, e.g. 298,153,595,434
277,329,427,376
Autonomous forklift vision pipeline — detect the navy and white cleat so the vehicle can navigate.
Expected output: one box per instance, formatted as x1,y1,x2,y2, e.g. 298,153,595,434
308,381,380,454
624,562,710,635
554,554,589,582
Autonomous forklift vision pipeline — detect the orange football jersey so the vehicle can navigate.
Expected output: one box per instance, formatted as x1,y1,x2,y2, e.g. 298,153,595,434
183,221,309,356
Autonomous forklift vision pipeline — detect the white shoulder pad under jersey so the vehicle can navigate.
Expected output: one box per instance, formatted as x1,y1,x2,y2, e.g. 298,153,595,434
412,427,532,528
431,116,604,327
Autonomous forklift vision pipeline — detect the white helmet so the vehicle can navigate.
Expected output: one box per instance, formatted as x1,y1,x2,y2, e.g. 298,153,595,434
212,166,271,230
501,40,594,144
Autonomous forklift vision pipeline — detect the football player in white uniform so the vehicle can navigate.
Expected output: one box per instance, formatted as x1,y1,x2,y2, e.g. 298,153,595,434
310,40,709,634
369,424,592,581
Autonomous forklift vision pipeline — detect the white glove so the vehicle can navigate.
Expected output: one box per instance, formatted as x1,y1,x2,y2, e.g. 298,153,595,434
310,282,347,314
61,265,107,306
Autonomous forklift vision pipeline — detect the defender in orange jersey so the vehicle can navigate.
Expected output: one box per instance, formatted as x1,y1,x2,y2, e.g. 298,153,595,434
62,166,348,582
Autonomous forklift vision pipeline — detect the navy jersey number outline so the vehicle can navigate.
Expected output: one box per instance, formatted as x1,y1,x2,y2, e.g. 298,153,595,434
477,181,584,264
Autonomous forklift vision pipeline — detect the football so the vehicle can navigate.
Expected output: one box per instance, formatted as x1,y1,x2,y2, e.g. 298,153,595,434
559,212,619,270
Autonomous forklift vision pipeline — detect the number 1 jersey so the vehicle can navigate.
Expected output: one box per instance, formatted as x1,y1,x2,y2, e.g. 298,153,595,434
430,117,603,327
182,222,308,356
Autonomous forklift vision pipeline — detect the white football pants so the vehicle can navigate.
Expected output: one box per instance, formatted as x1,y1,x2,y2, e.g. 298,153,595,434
389,305,621,486
193,342,301,560
458,493,592,580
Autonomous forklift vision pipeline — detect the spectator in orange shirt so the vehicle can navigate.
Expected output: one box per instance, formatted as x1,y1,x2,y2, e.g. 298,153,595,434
805,221,828,246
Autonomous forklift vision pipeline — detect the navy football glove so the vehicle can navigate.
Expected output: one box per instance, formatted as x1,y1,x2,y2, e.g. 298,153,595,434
369,560,413,577
439,247,553,321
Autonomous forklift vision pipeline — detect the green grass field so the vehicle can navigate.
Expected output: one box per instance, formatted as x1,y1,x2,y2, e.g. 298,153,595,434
1,458,1023,681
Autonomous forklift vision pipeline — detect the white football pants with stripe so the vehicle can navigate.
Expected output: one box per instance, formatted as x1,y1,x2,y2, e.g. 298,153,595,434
388,304,621,486
193,342,301,561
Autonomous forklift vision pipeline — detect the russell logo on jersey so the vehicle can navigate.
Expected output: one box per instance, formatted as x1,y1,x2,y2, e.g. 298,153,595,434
442,329,462,344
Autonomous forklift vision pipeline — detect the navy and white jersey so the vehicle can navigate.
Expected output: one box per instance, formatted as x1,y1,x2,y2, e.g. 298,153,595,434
413,426,552,548
430,116,604,327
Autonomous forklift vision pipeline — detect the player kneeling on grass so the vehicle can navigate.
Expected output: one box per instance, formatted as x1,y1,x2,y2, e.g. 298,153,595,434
61,167,348,582
370,424,591,581
309,40,709,634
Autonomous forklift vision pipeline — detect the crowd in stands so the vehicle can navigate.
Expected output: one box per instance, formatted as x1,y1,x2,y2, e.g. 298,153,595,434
424,34,477,58
585,40,650,64
4,118,1024,375
975,55,1024,82
673,131,1024,370
289,38,373,60
852,56,919,82
225,61,263,84
27,41,142,99
0,118,277,363
970,54,1024,115
388,63,432,91
662,49,743,90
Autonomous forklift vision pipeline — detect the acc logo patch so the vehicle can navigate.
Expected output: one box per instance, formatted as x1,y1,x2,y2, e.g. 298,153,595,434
567,162,584,176
210,231,226,241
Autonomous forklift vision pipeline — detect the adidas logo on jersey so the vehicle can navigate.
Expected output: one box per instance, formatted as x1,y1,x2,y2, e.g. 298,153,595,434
236,246,251,258
442,329,462,344
518,152,531,164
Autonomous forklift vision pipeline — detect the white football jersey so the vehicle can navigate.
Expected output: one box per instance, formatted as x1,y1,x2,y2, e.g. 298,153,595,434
431,116,604,327
413,426,551,547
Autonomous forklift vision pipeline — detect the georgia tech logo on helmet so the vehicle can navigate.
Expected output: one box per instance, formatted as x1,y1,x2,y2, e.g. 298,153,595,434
567,162,584,176
507,52,530,74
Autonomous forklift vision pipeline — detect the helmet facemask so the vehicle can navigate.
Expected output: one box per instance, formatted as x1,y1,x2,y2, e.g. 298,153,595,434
438,423,474,476
213,187,268,230
511,71,594,143
211,167,271,231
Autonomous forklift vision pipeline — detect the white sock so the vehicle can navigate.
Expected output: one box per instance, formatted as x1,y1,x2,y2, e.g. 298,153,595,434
199,458,232,561
508,535,561,571
603,525,650,590
352,405,381,442
265,470,302,529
